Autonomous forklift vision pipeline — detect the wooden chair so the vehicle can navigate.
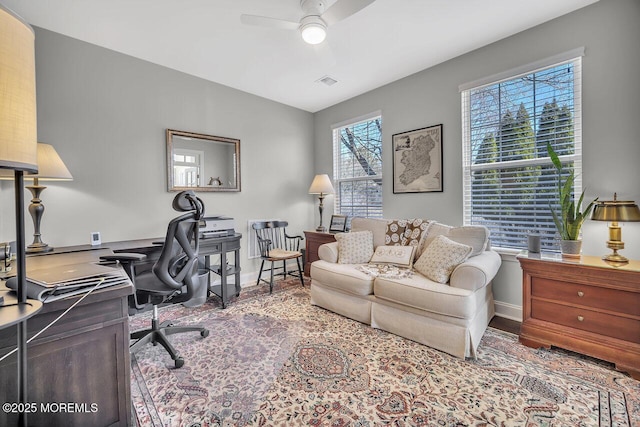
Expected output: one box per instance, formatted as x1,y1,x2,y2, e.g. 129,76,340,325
252,221,305,293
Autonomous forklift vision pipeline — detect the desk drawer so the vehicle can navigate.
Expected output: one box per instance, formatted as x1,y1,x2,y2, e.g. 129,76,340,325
200,241,222,253
531,300,640,343
531,277,640,317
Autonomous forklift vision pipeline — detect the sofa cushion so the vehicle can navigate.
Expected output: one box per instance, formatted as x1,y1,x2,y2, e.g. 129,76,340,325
373,273,482,320
351,217,388,248
310,260,375,296
423,223,489,257
335,230,374,264
369,245,415,267
414,235,472,284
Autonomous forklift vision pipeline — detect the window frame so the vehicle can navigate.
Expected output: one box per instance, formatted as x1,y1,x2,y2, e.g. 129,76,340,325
460,50,584,252
332,111,383,220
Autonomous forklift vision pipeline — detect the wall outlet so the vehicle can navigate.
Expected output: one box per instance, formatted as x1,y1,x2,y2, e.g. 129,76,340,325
90,231,102,246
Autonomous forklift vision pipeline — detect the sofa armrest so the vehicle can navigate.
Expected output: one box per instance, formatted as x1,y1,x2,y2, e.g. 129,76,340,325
318,242,339,263
450,250,501,292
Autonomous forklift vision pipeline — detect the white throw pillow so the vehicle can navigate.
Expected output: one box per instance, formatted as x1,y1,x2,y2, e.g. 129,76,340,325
335,231,374,264
369,245,416,267
414,235,472,284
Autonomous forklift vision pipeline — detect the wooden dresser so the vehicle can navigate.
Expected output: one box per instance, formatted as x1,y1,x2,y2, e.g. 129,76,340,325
303,231,336,276
517,252,640,379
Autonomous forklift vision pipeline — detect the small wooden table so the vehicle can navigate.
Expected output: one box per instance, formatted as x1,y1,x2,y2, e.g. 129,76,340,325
303,231,336,276
517,252,640,379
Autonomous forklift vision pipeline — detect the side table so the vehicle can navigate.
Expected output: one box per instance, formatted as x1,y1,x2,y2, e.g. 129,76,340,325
303,231,336,276
517,252,640,379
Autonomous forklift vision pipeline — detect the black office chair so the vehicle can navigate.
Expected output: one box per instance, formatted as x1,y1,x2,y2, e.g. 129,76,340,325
252,220,305,293
103,191,209,368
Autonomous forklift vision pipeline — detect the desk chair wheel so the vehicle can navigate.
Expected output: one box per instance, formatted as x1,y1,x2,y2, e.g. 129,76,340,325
201,329,210,338
174,357,185,369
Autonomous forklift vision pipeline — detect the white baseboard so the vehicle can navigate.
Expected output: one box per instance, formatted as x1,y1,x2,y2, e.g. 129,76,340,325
494,300,522,322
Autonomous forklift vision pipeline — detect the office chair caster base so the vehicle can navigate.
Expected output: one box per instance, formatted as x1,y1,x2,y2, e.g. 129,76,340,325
201,329,209,338
174,357,185,368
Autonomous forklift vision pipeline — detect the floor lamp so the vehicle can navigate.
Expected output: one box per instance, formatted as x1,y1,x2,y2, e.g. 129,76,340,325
0,6,43,427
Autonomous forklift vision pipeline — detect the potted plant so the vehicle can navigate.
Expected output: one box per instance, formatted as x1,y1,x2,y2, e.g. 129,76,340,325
547,142,597,256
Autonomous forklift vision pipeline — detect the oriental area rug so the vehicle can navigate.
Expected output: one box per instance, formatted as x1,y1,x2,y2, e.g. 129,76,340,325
130,279,639,427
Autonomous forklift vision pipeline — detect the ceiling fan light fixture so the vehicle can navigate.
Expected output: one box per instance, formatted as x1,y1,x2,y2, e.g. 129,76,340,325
300,16,326,44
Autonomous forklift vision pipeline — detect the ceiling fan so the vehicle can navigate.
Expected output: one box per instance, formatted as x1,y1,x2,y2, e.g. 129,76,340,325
241,0,376,45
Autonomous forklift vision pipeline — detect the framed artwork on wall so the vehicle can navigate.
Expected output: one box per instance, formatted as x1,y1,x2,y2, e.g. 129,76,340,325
392,124,443,193
329,215,348,233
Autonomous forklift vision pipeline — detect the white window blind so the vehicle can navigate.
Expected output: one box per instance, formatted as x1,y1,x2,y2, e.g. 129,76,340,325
332,113,383,220
461,55,582,251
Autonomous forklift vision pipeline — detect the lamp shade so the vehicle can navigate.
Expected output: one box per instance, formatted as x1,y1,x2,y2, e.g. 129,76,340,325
29,143,73,180
0,143,73,181
308,174,334,194
0,5,37,173
591,197,640,222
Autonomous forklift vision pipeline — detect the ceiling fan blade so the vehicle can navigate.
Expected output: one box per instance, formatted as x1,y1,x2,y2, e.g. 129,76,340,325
240,14,300,30
321,0,376,26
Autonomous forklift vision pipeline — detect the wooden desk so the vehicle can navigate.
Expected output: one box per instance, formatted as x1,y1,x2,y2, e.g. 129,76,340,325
517,252,640,379
0,250,133,427
303,231,336,276
88,234,242,308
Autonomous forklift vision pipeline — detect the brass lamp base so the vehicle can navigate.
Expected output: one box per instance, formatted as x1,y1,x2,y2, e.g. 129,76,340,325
603,250,629,264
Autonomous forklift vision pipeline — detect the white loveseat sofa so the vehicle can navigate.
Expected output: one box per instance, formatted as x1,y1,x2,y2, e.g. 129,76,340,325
310,218,502,358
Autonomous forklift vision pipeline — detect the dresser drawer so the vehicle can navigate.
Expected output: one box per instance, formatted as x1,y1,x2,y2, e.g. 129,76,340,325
531,277,640,317
531,300,640,343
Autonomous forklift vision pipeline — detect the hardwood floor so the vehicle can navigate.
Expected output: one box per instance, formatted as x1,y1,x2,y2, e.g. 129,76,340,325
489,316,521,335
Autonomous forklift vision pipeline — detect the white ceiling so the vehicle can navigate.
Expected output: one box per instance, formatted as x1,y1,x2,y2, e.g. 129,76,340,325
2,0,598,113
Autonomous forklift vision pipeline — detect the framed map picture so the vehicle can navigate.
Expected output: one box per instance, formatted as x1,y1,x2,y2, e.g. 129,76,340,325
392,124,443,193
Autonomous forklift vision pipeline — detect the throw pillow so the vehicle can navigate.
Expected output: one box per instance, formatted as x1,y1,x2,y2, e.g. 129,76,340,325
414,235,472,284
422,223,488,257
369,245,416,267
335,230,374,264
385,219,430,259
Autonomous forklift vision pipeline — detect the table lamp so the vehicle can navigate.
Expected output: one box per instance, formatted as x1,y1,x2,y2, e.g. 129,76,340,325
590,193,640,264
308,174,335,232
0,143,73,253
24,143,73,253
0,5,44,426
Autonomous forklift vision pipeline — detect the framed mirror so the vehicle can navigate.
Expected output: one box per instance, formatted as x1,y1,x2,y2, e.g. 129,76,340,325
167,129,241,192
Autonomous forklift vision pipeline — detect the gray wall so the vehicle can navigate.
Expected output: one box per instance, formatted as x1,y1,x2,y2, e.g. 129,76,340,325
0,28,315,277
313,0,640,319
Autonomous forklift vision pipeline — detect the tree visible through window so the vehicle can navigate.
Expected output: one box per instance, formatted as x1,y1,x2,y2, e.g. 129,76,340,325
333,114,383,220
462,56,582,251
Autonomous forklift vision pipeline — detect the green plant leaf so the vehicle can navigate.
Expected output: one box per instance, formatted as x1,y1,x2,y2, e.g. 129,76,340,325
547,142,562,171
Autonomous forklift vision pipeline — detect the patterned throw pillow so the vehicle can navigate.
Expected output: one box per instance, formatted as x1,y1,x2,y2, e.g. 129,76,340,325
385,219,430,258
413,235,472,284
335,231,374,264
369,245,416,267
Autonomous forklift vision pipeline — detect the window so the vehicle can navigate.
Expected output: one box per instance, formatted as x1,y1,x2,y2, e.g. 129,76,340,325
332,113,383,219
461,50,583,251
173,148,203,187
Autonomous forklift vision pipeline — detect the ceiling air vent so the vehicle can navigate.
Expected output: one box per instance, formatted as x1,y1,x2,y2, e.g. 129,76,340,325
316,75,338,86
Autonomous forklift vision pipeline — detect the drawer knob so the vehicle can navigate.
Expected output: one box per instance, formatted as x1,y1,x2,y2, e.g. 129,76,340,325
577,315,584,322
577,291,584,297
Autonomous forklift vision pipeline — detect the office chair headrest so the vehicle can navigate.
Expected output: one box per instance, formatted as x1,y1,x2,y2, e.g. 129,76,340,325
173,190,204,218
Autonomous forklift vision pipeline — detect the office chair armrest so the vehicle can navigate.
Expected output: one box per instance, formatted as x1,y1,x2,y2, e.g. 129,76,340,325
100,253,147,263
